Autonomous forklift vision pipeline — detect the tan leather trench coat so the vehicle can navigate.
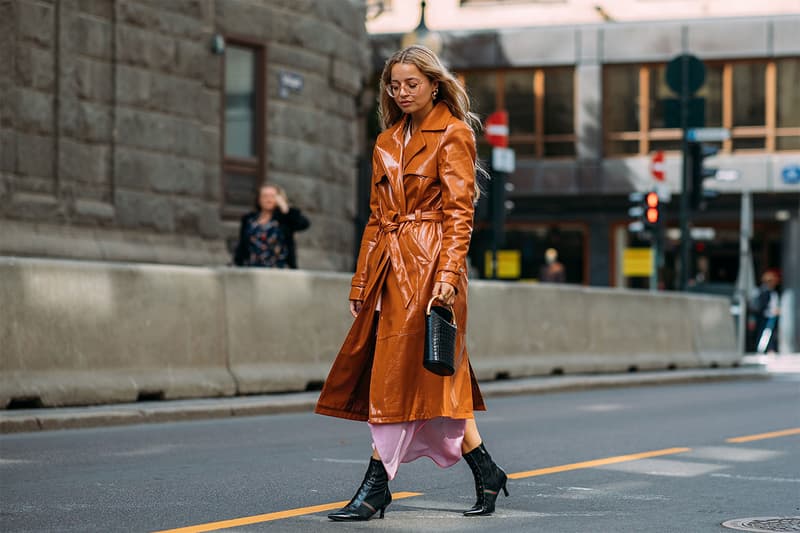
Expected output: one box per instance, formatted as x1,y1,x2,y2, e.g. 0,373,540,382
315,102,486,424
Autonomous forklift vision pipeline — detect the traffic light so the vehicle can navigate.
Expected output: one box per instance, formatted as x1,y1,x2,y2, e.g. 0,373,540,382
628,191,646,233
689,142,720,210
645,191,660,228
628,190,661,233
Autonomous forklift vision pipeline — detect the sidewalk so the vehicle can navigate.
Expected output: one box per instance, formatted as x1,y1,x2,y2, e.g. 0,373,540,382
0,365,776,434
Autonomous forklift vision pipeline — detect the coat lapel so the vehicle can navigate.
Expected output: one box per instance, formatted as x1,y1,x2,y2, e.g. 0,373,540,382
403,102,451,173
375,103,454,215
375,117,407,214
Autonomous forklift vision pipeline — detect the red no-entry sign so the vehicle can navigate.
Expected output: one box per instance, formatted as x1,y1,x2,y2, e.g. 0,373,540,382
484,110,509,148
651,150,665,181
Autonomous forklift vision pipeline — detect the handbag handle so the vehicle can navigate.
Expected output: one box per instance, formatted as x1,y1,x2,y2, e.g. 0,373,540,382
426,296,456,323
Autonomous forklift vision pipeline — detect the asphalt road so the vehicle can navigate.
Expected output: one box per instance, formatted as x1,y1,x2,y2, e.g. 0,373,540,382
2,377,799,533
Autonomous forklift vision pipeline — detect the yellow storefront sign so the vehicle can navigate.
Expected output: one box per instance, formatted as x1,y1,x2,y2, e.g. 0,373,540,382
623,248,654,277
484,249,521,279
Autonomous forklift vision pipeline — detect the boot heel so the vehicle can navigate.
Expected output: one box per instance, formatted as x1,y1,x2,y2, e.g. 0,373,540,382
502,481,509,497
379,507,386,519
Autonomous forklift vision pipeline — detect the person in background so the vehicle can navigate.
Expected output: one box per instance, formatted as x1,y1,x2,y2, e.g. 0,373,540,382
233,184,310,268
752,269,781,354
539,248,566,283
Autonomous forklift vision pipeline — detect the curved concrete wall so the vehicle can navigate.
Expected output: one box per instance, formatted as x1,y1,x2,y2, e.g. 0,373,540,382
0,257,738,408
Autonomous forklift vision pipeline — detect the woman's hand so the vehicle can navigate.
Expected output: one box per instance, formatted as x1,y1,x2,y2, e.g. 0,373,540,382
275,193,289,214
350,299,363,318
432,281,456,307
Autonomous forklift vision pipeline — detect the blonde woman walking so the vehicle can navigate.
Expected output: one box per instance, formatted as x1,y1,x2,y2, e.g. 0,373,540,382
315,45,508,521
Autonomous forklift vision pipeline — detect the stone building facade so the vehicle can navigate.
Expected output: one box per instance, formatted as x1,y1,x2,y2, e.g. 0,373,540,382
0,0,371,271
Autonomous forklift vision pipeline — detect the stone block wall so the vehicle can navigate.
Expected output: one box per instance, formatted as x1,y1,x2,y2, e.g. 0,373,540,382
0,0,370,270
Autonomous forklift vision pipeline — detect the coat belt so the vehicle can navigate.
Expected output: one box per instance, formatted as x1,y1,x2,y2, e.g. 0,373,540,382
378,210,443,308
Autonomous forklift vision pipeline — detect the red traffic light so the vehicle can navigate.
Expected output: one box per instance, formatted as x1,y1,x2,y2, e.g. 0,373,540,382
645,192,659,224
644,192,659,224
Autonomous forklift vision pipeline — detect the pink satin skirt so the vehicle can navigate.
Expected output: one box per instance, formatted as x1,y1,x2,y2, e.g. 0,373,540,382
369,417,466,480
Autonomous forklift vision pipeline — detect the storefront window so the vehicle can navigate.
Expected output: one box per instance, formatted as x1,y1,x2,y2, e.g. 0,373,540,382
470,224,586,284
463,71,496,119
605,64,639,133
544,67,575,157
732,62,765,127
777,59,800,127
776,58,800,151
504,70,535,135
461,67,576,159
604,59,795,156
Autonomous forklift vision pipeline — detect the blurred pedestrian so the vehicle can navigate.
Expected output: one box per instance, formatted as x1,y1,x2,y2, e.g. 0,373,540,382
316,45,508,521
232,184,310,268
752,270,781,354
539,248,565,283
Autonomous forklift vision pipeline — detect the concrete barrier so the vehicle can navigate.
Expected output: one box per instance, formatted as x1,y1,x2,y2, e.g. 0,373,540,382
222,268,353,394
464,281,736,380
0,257,739,408
0,258,236,407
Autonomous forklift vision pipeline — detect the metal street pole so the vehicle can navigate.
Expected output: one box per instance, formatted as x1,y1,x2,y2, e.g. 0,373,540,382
649,223,661,292
490,170,506,280
679,53,691,291
736,189,753,355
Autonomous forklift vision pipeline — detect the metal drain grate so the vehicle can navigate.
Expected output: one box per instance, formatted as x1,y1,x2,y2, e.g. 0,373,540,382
722,517,800,532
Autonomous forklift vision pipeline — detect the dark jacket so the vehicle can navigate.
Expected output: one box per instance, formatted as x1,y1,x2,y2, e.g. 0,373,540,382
233,207,310,268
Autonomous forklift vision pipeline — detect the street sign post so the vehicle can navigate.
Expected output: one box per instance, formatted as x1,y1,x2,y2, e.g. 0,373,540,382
484,110,509,148
486,109,511,279
666,54,705,94
665,53,708,291
492,147,515,173
651,150,665,181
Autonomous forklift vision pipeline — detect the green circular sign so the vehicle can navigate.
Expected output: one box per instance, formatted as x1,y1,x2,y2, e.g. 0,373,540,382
666,54,706,95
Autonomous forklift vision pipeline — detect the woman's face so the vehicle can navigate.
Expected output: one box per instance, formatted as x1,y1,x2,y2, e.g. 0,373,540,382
389,62,437,116
258,186,278,211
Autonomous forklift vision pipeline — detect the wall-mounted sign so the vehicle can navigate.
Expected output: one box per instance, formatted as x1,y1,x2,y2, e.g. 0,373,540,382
492,147,515,173
623,248,653,277
782,164,800,185
279,71,304,98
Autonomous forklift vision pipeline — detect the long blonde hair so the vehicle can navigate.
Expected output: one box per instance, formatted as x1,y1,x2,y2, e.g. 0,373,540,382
378,45,487,200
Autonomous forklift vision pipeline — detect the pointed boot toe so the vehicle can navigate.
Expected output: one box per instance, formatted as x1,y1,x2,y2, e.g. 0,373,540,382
328,458,392,522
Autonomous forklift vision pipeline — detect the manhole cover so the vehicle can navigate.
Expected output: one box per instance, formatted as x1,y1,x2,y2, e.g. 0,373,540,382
722,517,800,532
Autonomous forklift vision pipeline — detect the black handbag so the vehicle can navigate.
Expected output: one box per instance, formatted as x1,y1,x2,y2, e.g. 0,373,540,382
423,296,457,376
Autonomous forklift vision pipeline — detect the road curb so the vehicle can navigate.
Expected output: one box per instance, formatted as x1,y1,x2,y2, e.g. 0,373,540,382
0,367,769,434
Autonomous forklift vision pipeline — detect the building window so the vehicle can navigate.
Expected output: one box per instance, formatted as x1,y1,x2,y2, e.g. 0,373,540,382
461,67,576,159
222,41,265,217
777,58,800,151
604,58,800,156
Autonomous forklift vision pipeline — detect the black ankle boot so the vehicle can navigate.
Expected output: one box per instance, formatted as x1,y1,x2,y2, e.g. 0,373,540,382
328,458,392,521
462,442,509,516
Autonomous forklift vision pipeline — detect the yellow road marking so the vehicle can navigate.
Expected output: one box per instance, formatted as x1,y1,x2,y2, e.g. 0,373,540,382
156,448,690,532
152,492,423,533
508,447,691,480
726,427,800,443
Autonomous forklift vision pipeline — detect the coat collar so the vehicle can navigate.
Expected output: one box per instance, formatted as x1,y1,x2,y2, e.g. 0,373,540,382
375,102,454,214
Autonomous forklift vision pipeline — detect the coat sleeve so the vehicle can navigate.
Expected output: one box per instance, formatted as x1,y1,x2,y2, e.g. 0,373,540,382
349,149,382,301
233,214,250,266
435,122,476,288
276,207,310,232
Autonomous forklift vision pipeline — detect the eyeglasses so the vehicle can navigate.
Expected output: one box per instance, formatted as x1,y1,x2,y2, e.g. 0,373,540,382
386,78,425,98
